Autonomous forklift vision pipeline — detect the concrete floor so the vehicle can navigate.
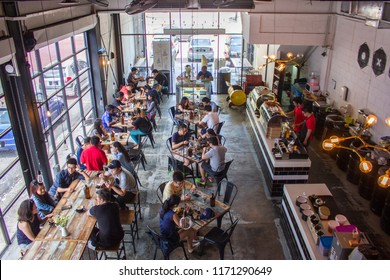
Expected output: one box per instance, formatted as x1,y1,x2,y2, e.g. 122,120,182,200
2,94,389,260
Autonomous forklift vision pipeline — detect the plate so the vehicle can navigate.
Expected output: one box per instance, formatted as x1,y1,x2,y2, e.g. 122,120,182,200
76,206,86,213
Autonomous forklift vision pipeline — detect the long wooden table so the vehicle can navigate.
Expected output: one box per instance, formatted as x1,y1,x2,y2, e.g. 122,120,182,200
100,132,130,146
22,171,99,260
179,189,230,231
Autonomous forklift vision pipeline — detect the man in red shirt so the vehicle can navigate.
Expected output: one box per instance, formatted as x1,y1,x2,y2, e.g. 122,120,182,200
287,97,305,133
299,106,316,147
80,136,108,171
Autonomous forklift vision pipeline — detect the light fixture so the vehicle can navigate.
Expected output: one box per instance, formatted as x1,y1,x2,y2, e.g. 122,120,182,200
260,52,304,70
385,117,390,127
322,114,390,174
46,110,52,118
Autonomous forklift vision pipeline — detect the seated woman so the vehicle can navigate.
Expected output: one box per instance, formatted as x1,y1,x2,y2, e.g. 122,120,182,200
111,141,135,174
160,194,201,254
30,180,57,220
91,119,109,141
177,97,192,114
88,189,124,250
130,108,152,145
17,200,41,252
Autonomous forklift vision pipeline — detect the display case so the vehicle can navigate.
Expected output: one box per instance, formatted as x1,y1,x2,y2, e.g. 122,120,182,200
259,102,288,138
249,86,276,110
176,81,208,104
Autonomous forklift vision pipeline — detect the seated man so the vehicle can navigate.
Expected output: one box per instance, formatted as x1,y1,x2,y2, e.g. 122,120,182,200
197,105,219,135
197,136,227,185
49,158,89,201
76,137,91,170
201,97,218,112
171,123,191,166
152,69,169,96
196,65,213,81
111,91,125,111
127,67,144,87
102,104,122,133
88,188,124,250
162,171,196,202
80,136,108,171
105,160,137,209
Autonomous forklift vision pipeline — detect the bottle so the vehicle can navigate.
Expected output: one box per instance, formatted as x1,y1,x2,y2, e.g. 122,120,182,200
84,184,91,199
121,115,125,125
37,170,43,184
210,193,216,207
189,111,194,119
110,131,115,141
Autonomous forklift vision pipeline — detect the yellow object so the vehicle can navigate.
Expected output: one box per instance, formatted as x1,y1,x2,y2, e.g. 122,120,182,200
201,55,208,67
228,86,246,106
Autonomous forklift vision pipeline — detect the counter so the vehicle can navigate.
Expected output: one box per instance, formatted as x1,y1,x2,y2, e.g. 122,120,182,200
246,102,311,196
280,184,332,260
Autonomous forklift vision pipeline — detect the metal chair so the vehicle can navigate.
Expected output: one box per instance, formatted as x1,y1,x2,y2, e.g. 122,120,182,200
94,239,126,260
168,106,180,134
75,135,85,148
217,180,238,224
218,134,226,146
198,219,239,260
146,225,188,260
166,137,196,183
213,121,225,134
212,159,234,193
119,209,137,254
157,181,168,203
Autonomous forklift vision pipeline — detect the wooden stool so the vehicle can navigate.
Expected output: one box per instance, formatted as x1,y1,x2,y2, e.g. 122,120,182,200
127,191,141,239
94,240,126,260
120,209,137,254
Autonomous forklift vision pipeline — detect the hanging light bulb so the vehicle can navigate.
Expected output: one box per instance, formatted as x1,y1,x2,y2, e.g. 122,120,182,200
263,55,269,59
378,172,390,188
366,114,377,127
385,117,390,127
277,63,286,71
329,136,340,144
269,54,276,60
359,160,373,173
46,110,52,118
322,140,335,151
287,52,293,58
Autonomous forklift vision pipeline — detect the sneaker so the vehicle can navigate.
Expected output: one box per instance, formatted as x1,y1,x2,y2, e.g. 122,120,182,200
87,240,96,251
207,177,214,183
195,178,206,185
188,242,200,253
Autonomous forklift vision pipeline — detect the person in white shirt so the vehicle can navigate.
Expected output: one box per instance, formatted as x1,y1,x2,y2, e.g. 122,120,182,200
197,105,219,135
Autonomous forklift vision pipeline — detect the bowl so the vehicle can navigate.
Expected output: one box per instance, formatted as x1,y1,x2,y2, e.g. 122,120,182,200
47,218,55,226
179,217,193,230
335,214,348,225
299,203,311,212
328,220,340,234
302,210,314,221
296,196,307,207
319,206,330,220
76,206,86,213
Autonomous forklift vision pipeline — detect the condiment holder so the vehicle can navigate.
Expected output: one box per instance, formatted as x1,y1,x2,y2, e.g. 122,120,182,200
299,203,311,213
296,196,307,207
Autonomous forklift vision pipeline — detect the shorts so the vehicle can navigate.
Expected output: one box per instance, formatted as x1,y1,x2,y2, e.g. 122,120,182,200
201,162,216,177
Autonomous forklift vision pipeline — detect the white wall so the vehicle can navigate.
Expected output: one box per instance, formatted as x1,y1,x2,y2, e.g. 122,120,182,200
326,16,390,142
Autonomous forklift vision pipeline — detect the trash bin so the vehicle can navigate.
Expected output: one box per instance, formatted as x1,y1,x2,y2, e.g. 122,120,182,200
217,67,231,94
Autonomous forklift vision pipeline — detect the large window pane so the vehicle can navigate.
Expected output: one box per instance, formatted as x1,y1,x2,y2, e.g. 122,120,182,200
81,90,93,114
57,140,73,169
68,103,82,130
27,52,39,77
38,43,59,71
74,33,86,52
58,37,73,60
0,189,29,253
0,162,25,216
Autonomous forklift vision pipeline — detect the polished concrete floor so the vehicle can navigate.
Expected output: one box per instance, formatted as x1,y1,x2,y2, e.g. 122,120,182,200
3,94,389,260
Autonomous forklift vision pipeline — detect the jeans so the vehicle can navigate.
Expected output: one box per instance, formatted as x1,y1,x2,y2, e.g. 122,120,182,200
130,129,146,144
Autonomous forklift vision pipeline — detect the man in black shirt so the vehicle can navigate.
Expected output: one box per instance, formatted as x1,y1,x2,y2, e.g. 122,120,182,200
88,189,124,250
111,91,125,111
152,69,169,96
171,123,191,166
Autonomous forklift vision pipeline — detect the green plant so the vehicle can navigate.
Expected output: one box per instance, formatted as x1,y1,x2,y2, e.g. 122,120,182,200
54,214,69,227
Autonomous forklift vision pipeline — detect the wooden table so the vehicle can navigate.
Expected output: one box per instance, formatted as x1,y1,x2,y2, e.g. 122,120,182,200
100,132,130,146
179,189,230,231
122,104,146,114
22,171,99,260
172,146,203,165
112,120,134,131
135,92,147,102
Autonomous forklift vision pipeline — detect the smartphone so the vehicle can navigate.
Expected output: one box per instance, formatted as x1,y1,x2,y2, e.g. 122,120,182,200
61,205,72,211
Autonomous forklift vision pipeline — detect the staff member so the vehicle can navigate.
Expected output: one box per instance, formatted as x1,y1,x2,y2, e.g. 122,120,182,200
299,106,316,147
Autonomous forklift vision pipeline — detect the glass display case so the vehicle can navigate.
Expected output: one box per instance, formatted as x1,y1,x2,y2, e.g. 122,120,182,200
259,102,288,138
176,81,210,103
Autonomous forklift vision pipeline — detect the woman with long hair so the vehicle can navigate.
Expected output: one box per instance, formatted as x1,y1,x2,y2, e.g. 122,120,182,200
16,200,40,251
30,180,57,220
92,119,109,141
111,141,135,174
159,194,201,253
177,97,191,113
130,108,152,145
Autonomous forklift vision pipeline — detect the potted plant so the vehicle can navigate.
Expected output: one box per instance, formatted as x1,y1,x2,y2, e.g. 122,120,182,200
54,214,70,237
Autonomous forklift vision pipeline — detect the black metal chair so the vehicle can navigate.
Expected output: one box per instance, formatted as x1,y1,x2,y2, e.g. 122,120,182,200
146,225,188,260
169,106,180,134
218,134,226,146
140,130,155,149
157,181,168,203
166,137,196,183
198,219,239,260
213,121,225,134
211,159,234,193
217,180,238,224
119,209,137,254
75,135,85,148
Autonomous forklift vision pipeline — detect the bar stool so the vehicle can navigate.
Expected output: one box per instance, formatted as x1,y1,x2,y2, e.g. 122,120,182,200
120,209,137,254
94,239,126,260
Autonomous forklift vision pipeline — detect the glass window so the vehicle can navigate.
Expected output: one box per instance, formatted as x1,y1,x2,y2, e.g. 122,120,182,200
81,90,93,114
68,103,82,130
39,43,59,71
58,37,73,60
74,33,86,52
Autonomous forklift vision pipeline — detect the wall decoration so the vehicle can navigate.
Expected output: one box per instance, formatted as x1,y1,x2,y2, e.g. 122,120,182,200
372,48,387,76
357,43,370,68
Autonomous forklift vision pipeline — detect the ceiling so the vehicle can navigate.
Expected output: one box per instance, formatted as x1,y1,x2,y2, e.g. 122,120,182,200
154,0,255,10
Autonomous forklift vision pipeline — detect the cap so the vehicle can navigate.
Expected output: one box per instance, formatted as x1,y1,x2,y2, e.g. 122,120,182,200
107,160,121,169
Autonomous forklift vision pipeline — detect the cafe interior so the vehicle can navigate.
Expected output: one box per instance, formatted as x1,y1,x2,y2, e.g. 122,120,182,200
0,0,390,260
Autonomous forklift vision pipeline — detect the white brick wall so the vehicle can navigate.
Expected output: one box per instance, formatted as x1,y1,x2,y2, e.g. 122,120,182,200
326,16,390,142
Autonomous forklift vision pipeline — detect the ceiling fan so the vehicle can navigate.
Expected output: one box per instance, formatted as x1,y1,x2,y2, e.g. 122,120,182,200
213,0,235,7
125,0,159,15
